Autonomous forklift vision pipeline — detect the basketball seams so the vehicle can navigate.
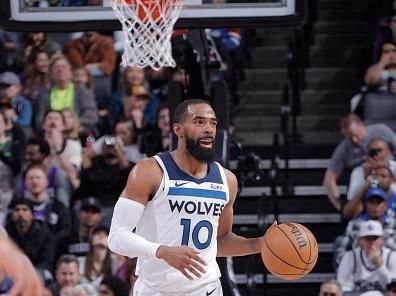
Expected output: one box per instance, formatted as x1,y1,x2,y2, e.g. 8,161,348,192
265,264,304,278
262,223,318,280
274,225,310,265
299,225,312,276
263,231,307,271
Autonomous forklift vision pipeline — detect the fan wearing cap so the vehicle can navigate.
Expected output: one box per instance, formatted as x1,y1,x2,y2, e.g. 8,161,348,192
335,186,396,268
0,71,32,136
337,220,396,293
56,197,102,259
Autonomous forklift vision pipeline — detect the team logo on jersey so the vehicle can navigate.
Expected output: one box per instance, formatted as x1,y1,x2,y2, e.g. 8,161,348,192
175,181,190,187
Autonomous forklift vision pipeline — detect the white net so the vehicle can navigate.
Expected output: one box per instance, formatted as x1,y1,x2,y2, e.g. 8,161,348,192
112,0,184,70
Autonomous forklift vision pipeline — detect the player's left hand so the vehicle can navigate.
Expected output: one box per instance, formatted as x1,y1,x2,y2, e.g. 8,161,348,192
156,245,207,280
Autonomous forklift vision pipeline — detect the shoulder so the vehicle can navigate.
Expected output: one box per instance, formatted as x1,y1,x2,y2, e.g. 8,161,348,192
127,157,163,184
222,167,237,187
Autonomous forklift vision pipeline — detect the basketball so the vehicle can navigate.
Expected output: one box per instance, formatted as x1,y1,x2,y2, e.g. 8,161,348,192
260,222,318,280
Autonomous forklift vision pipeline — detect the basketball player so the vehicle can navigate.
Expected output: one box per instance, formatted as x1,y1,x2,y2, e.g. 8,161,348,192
108,99,272,295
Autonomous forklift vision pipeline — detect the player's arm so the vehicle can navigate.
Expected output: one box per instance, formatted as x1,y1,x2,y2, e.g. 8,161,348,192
217,169,263,257
108,158,206,280
0,228,44,296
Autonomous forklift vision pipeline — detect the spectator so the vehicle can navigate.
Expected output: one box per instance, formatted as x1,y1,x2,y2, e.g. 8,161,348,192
145,67,170,101
42,110,82,190
0,111,24,224
0,29,21,72
62,108,81,141
23,49,51,102
78,133,133,210
24,165,71,243
73,67,93,91
113,256,136,293
318,279,342,296
67,283,97,296
49,254,81,296
337,220,396,293
138,104,171,156
5,198,55,275
346,138,396,206
57,197,102,259
36,54,98,131
64,32,116,77
323,114,396,211
0,71,33,138
110,68,160,127
334,186,396,268
79,227,117,289
387,279,396,296
365,40,396,93
99,276,129,296
344,163,396,220
23,32,61,61
18,137,71,207
87,120,145,164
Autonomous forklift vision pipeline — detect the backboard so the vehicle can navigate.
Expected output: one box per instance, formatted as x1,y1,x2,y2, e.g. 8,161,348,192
0,0,305,32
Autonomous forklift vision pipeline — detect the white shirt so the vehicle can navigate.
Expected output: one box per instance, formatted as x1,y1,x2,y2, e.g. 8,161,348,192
337,247,396,292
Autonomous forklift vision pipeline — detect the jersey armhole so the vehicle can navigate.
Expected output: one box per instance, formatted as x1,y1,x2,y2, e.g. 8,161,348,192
151,155,168,201
215,162,230,204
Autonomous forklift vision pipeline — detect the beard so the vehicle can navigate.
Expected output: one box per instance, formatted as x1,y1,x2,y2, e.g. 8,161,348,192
15,218,30,230
185,134,215,163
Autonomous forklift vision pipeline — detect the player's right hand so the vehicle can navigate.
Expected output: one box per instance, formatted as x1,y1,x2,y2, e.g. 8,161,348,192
156,245,207,280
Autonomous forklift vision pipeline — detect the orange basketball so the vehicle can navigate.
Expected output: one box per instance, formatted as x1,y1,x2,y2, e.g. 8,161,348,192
260,222,318,280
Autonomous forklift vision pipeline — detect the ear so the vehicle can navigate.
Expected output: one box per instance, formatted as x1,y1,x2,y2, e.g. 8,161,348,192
173,123,183,138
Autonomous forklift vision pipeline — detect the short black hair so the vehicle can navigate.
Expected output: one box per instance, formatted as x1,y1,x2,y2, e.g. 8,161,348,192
27,137,51,157
100,276,129,296
172,99,211,124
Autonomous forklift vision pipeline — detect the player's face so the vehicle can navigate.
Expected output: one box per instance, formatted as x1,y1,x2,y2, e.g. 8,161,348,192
182,104,217,163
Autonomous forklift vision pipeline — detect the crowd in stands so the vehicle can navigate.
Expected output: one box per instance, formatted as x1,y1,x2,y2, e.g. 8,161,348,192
322,3,396,294
0,23,246,294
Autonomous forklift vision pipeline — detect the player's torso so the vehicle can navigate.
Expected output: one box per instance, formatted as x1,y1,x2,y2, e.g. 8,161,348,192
136,152,230,292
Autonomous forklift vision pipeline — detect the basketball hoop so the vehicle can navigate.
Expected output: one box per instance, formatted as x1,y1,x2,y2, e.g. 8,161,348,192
112,0,184,70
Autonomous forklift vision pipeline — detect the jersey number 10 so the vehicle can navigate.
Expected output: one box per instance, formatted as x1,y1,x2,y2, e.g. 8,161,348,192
180,218,213,250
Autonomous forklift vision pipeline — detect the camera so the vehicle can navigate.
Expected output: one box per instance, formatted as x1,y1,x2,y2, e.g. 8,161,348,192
104,136,116,147
237,152,264,186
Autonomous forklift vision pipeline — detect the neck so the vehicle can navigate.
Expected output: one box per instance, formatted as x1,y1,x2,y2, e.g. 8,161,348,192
29,191,48,203
172,149,208,178
16,225,30,236
54,80,71,89
79,225,91,238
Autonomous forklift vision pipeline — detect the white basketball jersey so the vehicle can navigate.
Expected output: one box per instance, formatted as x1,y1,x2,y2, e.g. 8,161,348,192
135,152,230,293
